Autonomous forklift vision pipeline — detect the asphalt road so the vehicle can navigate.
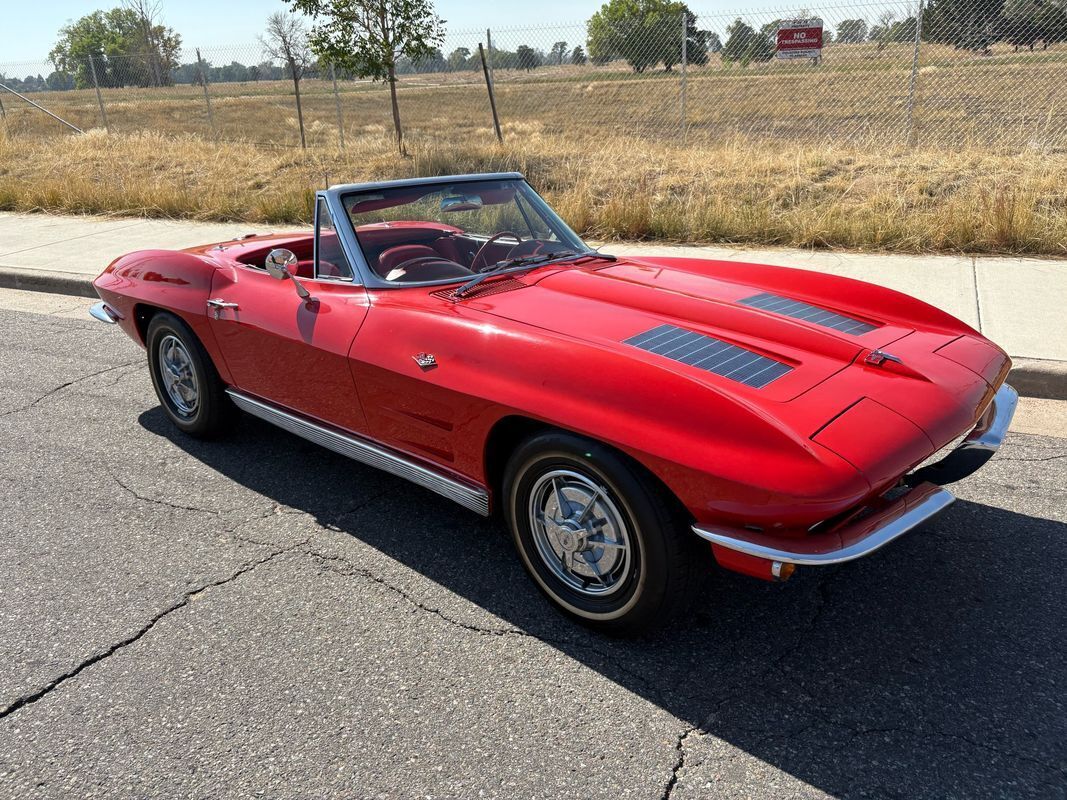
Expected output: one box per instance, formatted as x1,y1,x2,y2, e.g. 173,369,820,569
0,289,1064,799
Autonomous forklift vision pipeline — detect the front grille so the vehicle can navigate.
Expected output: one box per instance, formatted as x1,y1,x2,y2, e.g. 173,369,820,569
739,292,878,336
624,324,792,389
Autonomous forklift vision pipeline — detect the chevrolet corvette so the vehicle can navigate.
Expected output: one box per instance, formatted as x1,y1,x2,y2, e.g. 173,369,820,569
91,173,1016,634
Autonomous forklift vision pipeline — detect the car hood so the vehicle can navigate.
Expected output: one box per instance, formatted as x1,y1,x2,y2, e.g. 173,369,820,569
473,255,1007,455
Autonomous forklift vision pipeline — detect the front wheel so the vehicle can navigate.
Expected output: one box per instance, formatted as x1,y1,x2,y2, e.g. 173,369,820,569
503,431,701,636
146,311,233,438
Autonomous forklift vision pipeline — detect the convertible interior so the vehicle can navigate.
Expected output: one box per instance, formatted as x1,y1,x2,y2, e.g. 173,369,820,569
234,225,557,284
355,223,559,283
235,180,574,285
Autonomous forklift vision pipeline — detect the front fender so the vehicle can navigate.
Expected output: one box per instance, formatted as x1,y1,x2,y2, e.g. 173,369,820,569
93,249,231,383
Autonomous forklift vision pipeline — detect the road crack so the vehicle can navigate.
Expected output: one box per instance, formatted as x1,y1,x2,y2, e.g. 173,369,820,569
307,550,528,638
302,545,690,710
995,453,1067,463
0,540,305,722
0,360,140,418
663,725,698,800
107,467,222,516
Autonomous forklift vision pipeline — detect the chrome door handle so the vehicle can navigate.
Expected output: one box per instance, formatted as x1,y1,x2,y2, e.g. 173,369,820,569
207,298,239,319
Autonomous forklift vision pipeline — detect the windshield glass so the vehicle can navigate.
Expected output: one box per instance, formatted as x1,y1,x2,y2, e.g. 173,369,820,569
340,178,587,284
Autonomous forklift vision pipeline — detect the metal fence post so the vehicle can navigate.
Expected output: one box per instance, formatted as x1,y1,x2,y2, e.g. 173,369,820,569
0,94,6,120
680,10,687,141
330,63,345,150
905,0,925,147
88,55,109,133
196,48,217,139
479,43,503,143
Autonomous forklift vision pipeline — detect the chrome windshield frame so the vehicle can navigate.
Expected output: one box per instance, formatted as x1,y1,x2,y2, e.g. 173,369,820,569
322,173,588,291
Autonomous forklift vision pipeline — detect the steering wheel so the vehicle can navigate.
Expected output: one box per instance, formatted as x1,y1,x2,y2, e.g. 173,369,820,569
385,255,467,282
470,231,523,272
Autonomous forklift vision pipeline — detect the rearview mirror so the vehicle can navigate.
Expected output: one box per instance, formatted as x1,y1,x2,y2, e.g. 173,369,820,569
265,248,313,302
440,194,483,213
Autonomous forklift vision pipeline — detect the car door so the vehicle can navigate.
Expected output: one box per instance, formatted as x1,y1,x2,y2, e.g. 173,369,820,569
207,198,370,434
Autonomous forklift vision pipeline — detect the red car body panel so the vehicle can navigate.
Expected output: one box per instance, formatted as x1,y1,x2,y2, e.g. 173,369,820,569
93,224,1011,566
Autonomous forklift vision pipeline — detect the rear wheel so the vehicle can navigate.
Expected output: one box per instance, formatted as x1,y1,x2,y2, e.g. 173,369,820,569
503,431,701,636
146,312,232,438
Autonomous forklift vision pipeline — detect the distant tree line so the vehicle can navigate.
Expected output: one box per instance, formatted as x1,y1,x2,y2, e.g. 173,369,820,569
834,0,1067,52
6,0,1066,97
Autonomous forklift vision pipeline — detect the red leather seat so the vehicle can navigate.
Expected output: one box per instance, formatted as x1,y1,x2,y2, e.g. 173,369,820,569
376,244,439,277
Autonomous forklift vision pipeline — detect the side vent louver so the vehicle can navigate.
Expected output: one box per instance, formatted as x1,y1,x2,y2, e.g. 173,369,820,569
624,324,792,389
739,292,877,336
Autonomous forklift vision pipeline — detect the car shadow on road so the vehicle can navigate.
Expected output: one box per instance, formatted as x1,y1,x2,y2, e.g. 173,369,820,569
141,408,1067,798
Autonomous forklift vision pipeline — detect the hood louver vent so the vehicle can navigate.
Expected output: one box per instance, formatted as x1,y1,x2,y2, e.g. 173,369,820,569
624,324,792,389
431,278,528,301
739,292,877,336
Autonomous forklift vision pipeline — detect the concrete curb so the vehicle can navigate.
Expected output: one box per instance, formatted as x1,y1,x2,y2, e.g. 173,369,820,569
0,266,97,299
1008,359,1067,402
2,264,1065,401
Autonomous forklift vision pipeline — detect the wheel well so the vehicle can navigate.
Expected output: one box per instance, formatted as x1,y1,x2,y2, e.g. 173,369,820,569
132,303,163,346
482,415,692,524
483,416,553,511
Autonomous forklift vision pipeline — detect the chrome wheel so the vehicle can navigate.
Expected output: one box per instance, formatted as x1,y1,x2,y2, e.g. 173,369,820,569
528,469,632,598
158,334,199,417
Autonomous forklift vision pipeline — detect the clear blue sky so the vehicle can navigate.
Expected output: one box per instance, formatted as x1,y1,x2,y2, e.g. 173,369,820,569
2,0,630,64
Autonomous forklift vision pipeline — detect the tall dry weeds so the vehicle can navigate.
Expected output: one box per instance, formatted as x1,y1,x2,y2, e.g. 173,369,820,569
0,128,1064,255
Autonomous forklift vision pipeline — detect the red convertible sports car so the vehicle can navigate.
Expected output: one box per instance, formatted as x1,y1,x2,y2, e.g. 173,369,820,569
91,173,1016,634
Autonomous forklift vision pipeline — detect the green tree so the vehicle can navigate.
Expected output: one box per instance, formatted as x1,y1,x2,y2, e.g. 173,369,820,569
587,0,710,73
570,45,588,64
663,9,712,69
48,6,181,89
516,44,541,71
924,0,1005,50
998,0,1067,48
550,40,568,64
447,46,470,70
836,18,868,43
720,18,774,64
285,0,444,154
45,71,76,91
869,11,896,49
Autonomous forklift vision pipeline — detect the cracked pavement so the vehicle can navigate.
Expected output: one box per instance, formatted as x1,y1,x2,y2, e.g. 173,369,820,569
0,290,1064,799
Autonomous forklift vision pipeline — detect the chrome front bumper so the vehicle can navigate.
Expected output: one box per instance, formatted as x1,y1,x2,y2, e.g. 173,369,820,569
89,302,120,324
906,383,1018,486
692,383,1018,566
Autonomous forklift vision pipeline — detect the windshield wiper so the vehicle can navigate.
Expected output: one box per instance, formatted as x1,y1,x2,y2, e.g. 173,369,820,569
452,248,617,300
452,250,577,299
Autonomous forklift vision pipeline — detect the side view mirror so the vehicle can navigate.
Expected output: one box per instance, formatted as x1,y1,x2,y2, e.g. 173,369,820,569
265,248,313,302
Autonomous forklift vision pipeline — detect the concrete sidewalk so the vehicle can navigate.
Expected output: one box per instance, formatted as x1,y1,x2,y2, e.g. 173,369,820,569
1,211,1064,397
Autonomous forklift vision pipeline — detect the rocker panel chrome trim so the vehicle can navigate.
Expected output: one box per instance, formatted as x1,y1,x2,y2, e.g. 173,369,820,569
226,389,489,516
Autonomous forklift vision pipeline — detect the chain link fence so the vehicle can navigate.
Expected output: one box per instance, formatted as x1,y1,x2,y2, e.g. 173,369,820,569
2,0,1065,152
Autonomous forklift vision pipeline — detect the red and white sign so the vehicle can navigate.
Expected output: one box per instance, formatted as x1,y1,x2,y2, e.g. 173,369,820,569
776,19,824,59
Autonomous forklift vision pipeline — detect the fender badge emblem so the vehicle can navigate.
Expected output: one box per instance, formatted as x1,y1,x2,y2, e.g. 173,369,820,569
865,349,903,366
413,353,437,369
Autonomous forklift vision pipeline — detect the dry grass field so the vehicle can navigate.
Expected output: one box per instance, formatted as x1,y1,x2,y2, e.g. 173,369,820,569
2,126,1065,255
1,40,1065,254
3,41,1067,149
